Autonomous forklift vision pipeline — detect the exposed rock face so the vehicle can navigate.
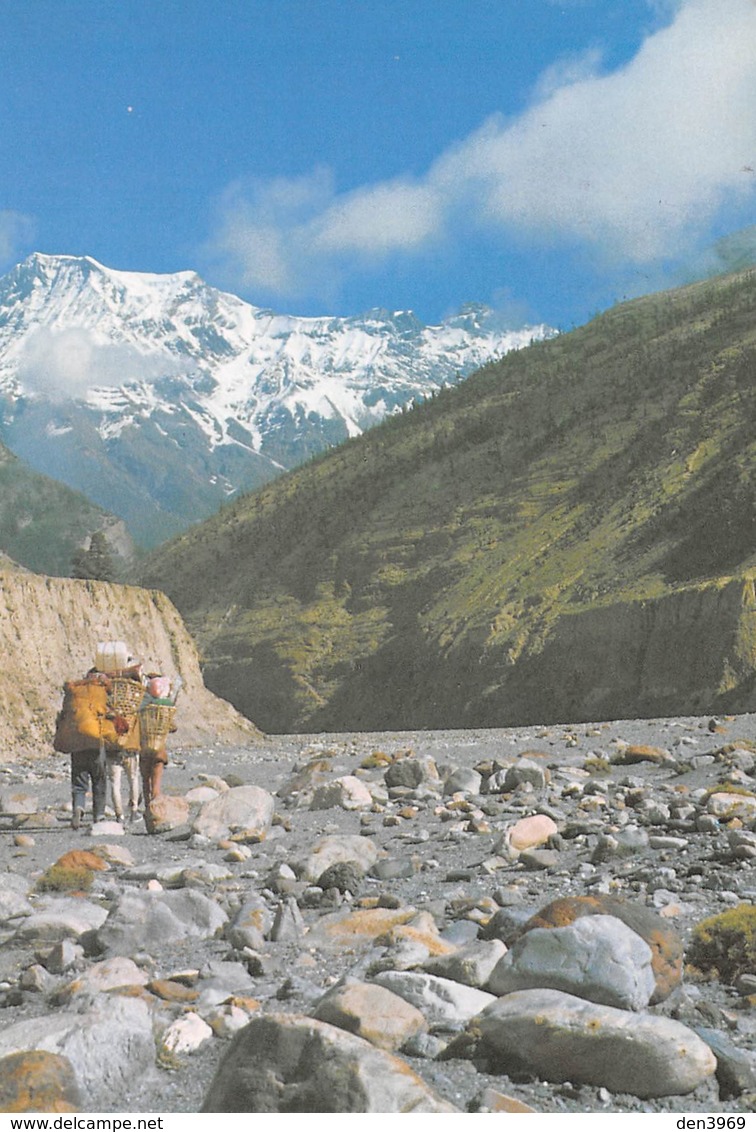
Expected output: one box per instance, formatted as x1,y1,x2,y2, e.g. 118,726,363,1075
0,569,259,757
501,576,756,726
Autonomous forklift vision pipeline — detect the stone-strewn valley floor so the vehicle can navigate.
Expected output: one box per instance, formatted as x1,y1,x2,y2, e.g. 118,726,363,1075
0,715,755,1113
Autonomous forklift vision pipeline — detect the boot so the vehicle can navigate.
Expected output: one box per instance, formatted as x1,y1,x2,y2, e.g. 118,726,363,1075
72,807,83,830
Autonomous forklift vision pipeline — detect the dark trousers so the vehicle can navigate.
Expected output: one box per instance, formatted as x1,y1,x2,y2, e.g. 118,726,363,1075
70,748,107,820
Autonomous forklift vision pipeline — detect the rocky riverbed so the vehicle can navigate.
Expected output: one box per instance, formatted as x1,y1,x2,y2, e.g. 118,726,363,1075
0,714,755,1114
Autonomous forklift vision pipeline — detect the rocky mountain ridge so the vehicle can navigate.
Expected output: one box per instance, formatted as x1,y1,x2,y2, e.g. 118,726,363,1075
0,253,548,546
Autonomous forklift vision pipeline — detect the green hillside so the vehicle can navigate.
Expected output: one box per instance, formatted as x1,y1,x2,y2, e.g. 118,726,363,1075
139,268,756,732
0,440,129,578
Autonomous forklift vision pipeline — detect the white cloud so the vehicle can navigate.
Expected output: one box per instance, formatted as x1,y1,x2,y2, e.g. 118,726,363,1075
0,210,35,266
16,327,179,402
206,168,443,300
312,179,444,257
207,0,756,300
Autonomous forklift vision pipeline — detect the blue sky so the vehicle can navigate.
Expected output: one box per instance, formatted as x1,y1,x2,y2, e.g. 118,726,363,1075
1,0,755,330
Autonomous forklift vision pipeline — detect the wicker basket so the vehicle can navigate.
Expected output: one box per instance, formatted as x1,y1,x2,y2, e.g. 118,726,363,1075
108,677,145,716
139,703,176,755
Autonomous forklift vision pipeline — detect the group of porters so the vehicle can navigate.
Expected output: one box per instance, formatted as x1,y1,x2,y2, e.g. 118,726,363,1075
53,641,181,829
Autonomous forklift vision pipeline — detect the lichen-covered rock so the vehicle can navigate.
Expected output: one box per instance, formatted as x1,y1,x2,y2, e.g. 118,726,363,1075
612,744,672,766
226,896,272,951
706,791,756,821
0,1051,82,1113
313,981,427,1051
146,794,190,833
201,1013,457,1111
486,915,655,1010
50,849,110,873
310,906,419,948
54,957,149,1003
0,998,155,1109
516,895,682,1003
476,989,716,1098
424,939,507,989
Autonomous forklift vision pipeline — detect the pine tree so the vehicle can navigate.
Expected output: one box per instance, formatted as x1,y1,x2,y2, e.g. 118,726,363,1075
71,531,117,582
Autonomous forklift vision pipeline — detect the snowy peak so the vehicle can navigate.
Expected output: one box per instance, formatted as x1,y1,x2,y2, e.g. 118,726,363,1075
0,253,553,545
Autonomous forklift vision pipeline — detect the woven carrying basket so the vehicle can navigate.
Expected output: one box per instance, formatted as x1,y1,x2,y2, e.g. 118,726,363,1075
108,677,145,716
139,703,176,754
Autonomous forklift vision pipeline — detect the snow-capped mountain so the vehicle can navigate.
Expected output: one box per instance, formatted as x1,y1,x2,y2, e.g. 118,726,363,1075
0,253,551,546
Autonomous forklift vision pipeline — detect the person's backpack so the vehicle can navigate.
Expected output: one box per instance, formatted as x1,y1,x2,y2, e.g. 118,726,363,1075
53,676,122,752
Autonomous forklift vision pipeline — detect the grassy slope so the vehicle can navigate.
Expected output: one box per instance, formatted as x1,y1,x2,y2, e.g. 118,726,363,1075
139,268,756,731
0,441,122,577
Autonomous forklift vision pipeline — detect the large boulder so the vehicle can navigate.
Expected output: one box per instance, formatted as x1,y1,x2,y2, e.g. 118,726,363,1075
201,1013,456,1111
0,997,155,1109
293,835,380,883
12,897,108,945
476,989,716,1099
96,888,227,954
313,981,427,1051
487,915,656,1011
513,895,683,1003
0,1051,82,1113
370,971,496,1031
192,785,274,842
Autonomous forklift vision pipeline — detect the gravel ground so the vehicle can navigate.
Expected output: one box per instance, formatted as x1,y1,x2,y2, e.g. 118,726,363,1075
1,712,755,1114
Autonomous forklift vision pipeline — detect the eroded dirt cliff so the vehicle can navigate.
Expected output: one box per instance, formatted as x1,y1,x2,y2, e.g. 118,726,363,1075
0,569,260,759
